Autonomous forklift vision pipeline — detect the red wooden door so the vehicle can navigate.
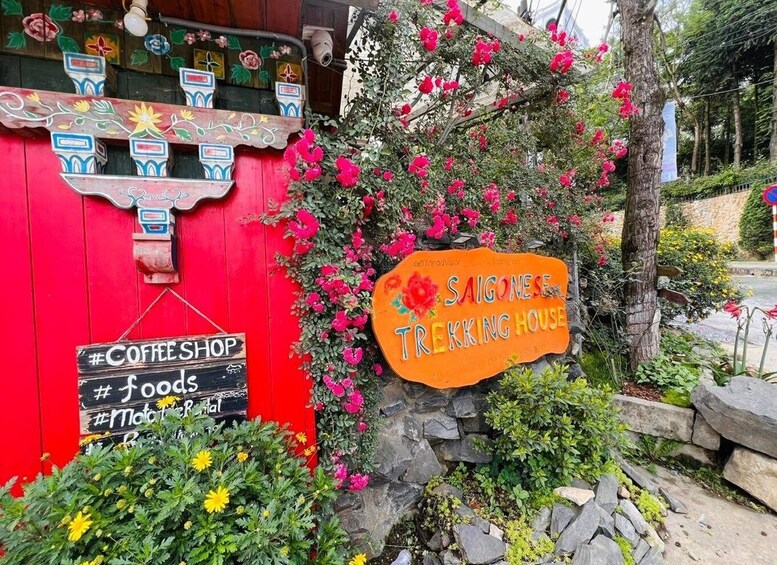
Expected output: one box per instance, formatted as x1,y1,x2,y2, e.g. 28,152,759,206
0,133,314,492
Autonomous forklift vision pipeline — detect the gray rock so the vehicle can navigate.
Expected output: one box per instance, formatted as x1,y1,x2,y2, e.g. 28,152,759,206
453,524,506,564
473,516,490,533
441,551,462,565
391,549,413,565
693,377,777,458
568,363,586,379
572,478,592,490
618,500,649,535
691,412,721,451
595,474,619,514
424,415,461,442
555,500,600,555
333,492,363,513
403,415,422,442
402,381,428,398
417,390,451,412
618,485,631,499
532,507,552,534
379,381,409,417
723,446,777,512
403,440,444,484
430,483,464,501
422,554,442,565
658,487,687,514
613,394,694,442
596,504,615,538
551,503,577,536
669,443,717,467
614,513,638,546
461,413,489,433
489,523,504,541
554,486,595,506
572,535,625,565
643,524,665,552
425,529,445,552
447,390,487,418
438,434,492,463
616,458,659,494
632,539,650,562
380,399,407,417
639,546,664,565
374,417,416,482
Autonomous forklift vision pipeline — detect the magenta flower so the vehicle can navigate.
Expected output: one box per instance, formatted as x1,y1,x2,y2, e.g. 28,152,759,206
343,347,363,366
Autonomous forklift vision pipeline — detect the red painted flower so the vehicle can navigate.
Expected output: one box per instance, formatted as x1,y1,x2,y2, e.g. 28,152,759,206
23,13,60,42
239,50,262,70
401,273,438,318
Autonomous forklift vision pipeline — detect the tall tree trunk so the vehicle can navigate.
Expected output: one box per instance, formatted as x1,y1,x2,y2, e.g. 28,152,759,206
617,0,665,370
771,37,777,161
754,77,760,159
704,98,711,175
724,111,730,166
691,117,700,174
734,89,743,168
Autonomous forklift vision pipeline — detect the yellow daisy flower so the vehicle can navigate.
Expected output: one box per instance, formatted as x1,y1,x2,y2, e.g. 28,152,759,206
237,451,249,463
349,554,367,565
204,486,230,513
68,511,93,542
191,450,212,472
128,102,163,135
156,395,180,409
295,432,307,445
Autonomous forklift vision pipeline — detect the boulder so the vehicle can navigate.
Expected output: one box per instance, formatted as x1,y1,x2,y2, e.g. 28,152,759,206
532,507,552,534
632,539,650,562
551,503,577,536
391,549,413,565
596,504,615,538
430,483,464,501
446,390,487,418
453,524,506,564
438,434,492,463
638,546,664,565
572,535,625,565
669,443,717,467
441,551,462,565
614,513,638,547
403,440,444,485
555,500,600,555
595,474,619,514
572,478,592,490
658,487,687,514
723,446,777,512
616,458,658,494
691,412,721,451
373,417,416,482
554,486,595,506
424,415,461,442
613,395,694,442
618,500,648,536
693,377,777,459
423,554,442,565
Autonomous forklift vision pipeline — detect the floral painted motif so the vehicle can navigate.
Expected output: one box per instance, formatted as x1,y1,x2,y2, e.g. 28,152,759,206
85,34,120,64
22,13,59,42
144,34,172,56
391,272,439,320
239,50,261,70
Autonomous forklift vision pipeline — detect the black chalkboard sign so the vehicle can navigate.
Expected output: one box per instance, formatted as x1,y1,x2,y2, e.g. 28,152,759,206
77,333,247,446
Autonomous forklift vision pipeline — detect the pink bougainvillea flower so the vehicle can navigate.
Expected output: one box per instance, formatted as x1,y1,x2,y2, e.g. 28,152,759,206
443,80,460,91
303,166,322,182
289,209,320,239
556,89,570,105
559,170,575,187
333,463,348,488
419,27,439,51
472,37,498,65
418,75,435,94
335,156,361,188
387,10,399,23
550,50,574,73
575,121,586,135
374,363,384,376
408,154,430,178
501,209,518,225
444,157,455,170
332,310,350,332
479,231,496,248
357,421,368,432
348,473,370,491
443,0,464,25
426,215,447,239
343,347,364,366
612,80,632,100
724,301,743,319
461,207,481,227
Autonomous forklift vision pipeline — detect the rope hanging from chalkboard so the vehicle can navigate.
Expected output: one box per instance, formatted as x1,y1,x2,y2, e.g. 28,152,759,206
116,287,228,342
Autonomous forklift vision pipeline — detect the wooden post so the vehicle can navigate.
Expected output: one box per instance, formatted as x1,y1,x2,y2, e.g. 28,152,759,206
773,205,777,263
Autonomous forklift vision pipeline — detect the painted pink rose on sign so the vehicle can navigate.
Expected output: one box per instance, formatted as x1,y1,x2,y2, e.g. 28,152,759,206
23,13,60,42
239,50,262,70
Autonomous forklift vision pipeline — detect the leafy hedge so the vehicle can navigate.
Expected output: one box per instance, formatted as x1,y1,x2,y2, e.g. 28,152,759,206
739,183,775,258
661,162,777,200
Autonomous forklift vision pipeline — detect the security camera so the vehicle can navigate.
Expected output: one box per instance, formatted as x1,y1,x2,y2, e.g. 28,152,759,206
311,29,333,67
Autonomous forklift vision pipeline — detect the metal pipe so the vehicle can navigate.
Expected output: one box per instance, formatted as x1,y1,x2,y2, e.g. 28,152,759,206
157,15,311,113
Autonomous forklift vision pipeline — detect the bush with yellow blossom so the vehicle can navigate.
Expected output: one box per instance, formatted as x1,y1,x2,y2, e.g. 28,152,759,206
0,407,349,564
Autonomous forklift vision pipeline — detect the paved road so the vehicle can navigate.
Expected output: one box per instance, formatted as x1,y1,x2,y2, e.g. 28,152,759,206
673,276,777,373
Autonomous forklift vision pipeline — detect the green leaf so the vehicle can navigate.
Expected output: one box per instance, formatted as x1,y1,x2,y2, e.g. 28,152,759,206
92,100,116,115
5,31,25,50
227,35,241,51
258,70,270,84
168,56,185,71
57,35,80,54
259,45,274,58
230,64,251,85
1,0,22,16
130,49,149,66
170,28,187,45
48,3,73,22
174,128,192,142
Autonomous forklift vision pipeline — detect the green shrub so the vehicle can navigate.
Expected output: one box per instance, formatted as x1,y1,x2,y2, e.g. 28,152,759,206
658,228,741,322
614,536,636,565
662,162,777,200
0,409,347,565
485,363,628,492
635,490,665,525
635,353,700,394
740,183,774,258
504,517,555,564
664,200,688,228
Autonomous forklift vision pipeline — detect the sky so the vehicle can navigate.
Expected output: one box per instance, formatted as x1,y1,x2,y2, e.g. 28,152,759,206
502,0,613,45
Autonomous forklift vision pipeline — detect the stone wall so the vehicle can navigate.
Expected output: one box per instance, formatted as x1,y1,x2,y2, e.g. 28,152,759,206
606,190,750,244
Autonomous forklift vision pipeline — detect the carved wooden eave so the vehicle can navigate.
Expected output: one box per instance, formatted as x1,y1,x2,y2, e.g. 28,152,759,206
0,87,303,151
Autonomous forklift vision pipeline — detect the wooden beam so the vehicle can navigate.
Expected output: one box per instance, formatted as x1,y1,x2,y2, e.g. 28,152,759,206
326,0,379,10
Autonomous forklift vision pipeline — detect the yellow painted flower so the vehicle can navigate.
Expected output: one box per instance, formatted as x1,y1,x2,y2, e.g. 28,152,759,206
156,395,180,409
128,102,163,135
74,100,90,112
180,109,195,121
295,432,308,445
191,450,212,471
303,446,317,457
27,92,40,102
204,486,230,513
67,511,93,542
237,451,249,463
349,554,367,565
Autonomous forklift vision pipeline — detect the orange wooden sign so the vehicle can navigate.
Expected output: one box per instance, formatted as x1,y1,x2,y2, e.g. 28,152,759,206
371,248,570,389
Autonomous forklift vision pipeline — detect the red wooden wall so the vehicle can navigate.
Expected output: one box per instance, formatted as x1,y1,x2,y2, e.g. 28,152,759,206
0,133,315,491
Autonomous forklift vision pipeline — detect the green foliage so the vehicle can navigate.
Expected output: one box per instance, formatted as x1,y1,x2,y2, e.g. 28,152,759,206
661,387,692,407
634,490,665,525
614,536,636,565
662,162,777,200
579,350,624,390
0,409,347,564
485,363,628,491
658,228,741,321
664,200,687,228
419,482,468,536
635,434,682,463
740,182,774,258
504,517,554,564
635,353,700,394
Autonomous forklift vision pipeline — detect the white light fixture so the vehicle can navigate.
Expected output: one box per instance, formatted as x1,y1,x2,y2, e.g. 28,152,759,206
303,25,334,67
124,0,149,37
